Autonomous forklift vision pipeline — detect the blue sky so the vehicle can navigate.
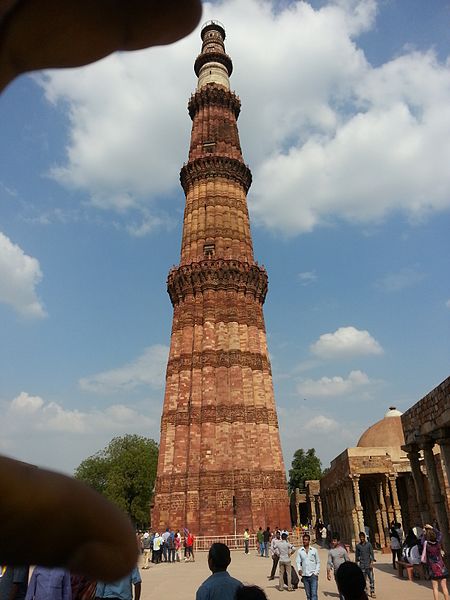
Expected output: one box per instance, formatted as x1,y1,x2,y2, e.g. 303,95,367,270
1,0,449,475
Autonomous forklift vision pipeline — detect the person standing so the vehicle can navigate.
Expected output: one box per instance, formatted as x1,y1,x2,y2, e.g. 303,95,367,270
355,532,375,598
174,531,181,562
25,567,71,600
142,532,151,569
257,527,265,557
320,525,328,549
0,566,29,600
244,529,250,555
96,567,141,600
422,525,449,600
273,532,295,592
263,527,271,558
152,532,162,564
196,543,242,600
296,533,320,600
389,522,402,569
269,531,281,580
327,533,349,600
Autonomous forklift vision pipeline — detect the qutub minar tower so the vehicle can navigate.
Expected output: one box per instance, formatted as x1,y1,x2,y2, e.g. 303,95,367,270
152,21,290,535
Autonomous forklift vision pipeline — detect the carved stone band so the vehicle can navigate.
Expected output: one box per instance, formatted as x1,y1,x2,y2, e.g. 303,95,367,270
161,405,278,428
180,156,252,194
166,349,272,377
167,259,268,305
188,85,241,120
156,469,287,494
194,51,233,78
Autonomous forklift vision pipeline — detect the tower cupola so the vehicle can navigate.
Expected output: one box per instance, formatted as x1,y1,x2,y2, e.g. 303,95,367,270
194,20,233,90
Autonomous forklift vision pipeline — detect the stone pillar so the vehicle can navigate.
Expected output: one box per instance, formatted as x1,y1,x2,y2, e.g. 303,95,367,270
388,474,402,526
406,446,432,525
382,474,395,525
351,474,365,535
421,439,450,554
436,434,450,495
377,478,389,546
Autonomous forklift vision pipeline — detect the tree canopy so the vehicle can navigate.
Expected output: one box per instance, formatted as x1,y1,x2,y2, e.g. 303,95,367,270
75,434,158,526
288,448,322,492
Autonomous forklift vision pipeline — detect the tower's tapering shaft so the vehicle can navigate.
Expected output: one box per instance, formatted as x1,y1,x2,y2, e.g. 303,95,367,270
152,21,290,535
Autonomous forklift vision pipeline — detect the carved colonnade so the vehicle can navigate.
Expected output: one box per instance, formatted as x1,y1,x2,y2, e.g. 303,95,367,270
404,431,450,554
322,472,405,549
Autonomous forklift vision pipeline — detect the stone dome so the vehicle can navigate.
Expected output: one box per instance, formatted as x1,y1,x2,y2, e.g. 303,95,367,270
357,407,405,448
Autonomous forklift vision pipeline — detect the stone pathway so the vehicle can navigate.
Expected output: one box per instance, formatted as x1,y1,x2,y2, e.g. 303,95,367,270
138,547,434,599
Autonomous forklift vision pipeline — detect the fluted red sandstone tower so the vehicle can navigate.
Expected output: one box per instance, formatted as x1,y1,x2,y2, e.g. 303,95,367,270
152,21,290,535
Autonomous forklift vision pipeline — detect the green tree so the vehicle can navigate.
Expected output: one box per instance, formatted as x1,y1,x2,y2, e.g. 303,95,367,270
75,434,158,526
288,448,322,492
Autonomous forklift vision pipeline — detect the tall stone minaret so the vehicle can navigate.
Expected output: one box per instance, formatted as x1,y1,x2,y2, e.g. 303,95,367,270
152,21,290,535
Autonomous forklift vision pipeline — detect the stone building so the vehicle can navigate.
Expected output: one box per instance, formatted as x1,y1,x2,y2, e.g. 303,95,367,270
290,480,322,527
401,376,450,554
320,407,418,549
151,21,290,535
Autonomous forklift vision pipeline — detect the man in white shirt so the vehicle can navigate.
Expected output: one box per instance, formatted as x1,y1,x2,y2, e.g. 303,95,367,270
296,533,320,600
273,533,295,591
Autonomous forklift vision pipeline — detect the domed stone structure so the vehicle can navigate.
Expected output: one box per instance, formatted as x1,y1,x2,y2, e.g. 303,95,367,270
357,406,405,448
320,407,419,550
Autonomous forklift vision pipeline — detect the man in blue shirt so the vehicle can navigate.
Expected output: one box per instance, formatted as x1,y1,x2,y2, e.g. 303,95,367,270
196,543,242,600
296,533,320,600
25,567,71,600
96,567,141,600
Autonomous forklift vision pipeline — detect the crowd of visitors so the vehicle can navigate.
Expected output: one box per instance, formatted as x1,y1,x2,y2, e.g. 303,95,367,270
137,528,195,566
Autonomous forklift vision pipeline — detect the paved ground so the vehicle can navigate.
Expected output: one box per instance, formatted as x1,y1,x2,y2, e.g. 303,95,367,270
138,546,434,599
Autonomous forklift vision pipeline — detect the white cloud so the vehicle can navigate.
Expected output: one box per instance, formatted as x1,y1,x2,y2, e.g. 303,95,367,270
446,299,450,309
375,266,425,292
79,345,169,394
11,392,44,413
0,232,46,318
310,326,383,359
0,392,160,473
308,414,339,432
297,369,370,397
298,271,318,285
36,0,450,236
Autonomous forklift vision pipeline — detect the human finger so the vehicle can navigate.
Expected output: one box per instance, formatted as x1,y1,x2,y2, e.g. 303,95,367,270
0,456,138,581
0,0,202,91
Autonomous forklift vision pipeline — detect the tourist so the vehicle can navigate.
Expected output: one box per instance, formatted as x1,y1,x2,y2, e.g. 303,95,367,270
167,531,175,563
327,533,350,600
268,530,281,580
320,524,328,549
257,527,265,557
244,528,251,555
296,532,320,600
161,528,170,562
236,586,268,600
355,532,375,598
142,532,151,569
0,565,29,600
174,530,181,562
263,527,271,558
401,529,420,565
335,562,369,600
195,543,242,600
25,567,71,600
184,529,195,562
272,532,296,592
152,532,162,564
389,521,403,569
96,566,141,600
422,525,449,600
